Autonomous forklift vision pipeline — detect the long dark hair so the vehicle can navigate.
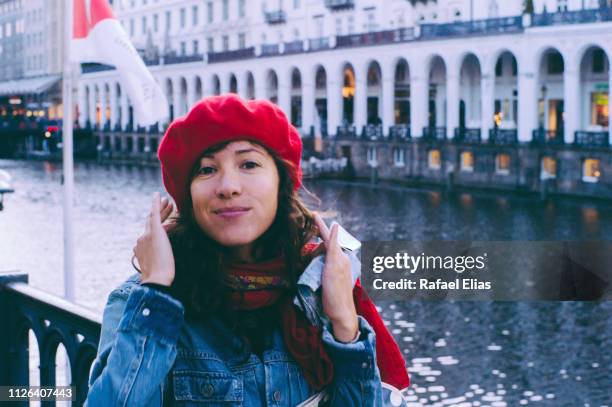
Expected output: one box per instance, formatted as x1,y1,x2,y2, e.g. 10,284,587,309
165,140,318,338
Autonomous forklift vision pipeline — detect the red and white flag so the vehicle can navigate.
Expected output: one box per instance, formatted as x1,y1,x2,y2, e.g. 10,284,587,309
70,0,168,126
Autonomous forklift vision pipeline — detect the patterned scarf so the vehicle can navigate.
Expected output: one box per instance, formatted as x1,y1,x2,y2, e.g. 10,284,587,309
221,247,410,391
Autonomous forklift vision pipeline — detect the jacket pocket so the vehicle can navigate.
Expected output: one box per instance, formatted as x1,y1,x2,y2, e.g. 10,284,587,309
173,370,243,406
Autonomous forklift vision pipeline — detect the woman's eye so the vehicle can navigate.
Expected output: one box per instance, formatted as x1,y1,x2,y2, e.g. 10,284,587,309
197,166,216,175
241,161,260,170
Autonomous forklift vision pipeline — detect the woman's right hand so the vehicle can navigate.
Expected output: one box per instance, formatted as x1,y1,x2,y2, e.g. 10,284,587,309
133,192,175,286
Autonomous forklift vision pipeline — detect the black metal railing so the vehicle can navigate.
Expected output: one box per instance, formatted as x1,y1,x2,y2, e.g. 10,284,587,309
454,128,482,143
261,43,280,56
420,16,523,39
336,28,415,48
336,124,357,138
309,37,330,51
264,10,287,24
163,54,204,65
422,126,447,140
283,40,304,54
532,6,612,27
207,47,255,63
389,124,411,140
532,129,564,145
362,124,383,139
81,63,114,73
574,131,610,148
325,0,354,11
489,128,518,144
0,272,101,407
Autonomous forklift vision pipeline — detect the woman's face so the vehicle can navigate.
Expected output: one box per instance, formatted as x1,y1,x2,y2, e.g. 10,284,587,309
190,140,279,260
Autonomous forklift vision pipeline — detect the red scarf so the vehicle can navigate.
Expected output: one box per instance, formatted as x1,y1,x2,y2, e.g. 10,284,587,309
222,248,410,391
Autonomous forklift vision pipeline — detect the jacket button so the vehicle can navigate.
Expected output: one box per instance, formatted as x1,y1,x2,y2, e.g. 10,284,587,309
361,362,369,369
201,383,214,397
273,390,282,401
142,308,150,317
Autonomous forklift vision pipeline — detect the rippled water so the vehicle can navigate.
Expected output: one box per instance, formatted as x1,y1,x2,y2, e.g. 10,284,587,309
1,159,611,406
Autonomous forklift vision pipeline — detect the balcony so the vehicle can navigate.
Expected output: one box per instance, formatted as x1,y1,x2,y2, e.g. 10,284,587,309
489,128,518,145
336,28,415,48
325,0,354,11
389,124,411,140
283,40,304,54
264,10,287,25
207,47,255,63
309,37,330,51
420,16,523,39
532,6,612,27
0,272,101,406
163,53,204,65
362,124,383,140
422,126,447,140
574,131,610,148
261,43,280,57
532,129,564,146
336,124,357,139
454,128,482,144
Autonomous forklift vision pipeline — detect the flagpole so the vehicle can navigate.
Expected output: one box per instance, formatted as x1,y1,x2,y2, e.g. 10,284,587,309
62,0,75,302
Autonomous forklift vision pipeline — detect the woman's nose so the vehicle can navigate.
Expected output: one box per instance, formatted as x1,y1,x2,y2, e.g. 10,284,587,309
215,169,242,199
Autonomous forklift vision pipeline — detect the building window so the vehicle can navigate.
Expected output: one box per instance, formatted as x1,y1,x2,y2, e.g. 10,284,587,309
347,16,354,34
495,59,503,77
193,40,199,54
547,53,564,75
460,151,474,172
591,92,609,127
582,158,601,183
238,33,246,49
192,5,199,26
165,11,171,30
180,8,186,27
239,0,246,18
207,37,214,52
593,49,605,73
207,2,214,23
367,147,378,167
428,150,441,170
541,156,557,180
141,16,146,34
222,0,229,20
495,153,511,175
335,18,342,35
393,148,405,167
180,41,186,55
294,0,301,8
153,14,158,32
222,35,229,51
129,18,134,36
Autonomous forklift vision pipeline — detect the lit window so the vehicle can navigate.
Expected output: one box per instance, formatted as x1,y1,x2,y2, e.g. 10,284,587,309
460,151,474,172
495,153,511,175
541,156,557,180
393,147,405,167
582,158,601,183
428,150,441,170
367,147,378,167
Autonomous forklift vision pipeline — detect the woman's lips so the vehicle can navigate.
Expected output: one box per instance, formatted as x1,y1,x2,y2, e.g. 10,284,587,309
214,207,251,219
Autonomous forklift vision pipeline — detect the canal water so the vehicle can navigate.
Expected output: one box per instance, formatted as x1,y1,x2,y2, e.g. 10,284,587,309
1,159,611,407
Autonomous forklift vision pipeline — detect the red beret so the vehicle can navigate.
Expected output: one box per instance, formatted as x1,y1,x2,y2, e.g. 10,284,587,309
158,94,302,213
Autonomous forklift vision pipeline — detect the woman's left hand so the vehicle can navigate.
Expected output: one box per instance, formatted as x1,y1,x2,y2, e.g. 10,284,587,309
313,213,359,343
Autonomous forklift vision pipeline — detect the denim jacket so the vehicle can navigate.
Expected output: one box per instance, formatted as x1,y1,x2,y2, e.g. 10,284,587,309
86,267,384,406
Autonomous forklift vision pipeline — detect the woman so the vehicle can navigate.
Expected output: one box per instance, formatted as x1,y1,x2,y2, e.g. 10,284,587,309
86,95,409,406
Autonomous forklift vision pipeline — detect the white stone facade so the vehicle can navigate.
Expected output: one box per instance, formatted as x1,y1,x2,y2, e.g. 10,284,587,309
78,0,612,145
